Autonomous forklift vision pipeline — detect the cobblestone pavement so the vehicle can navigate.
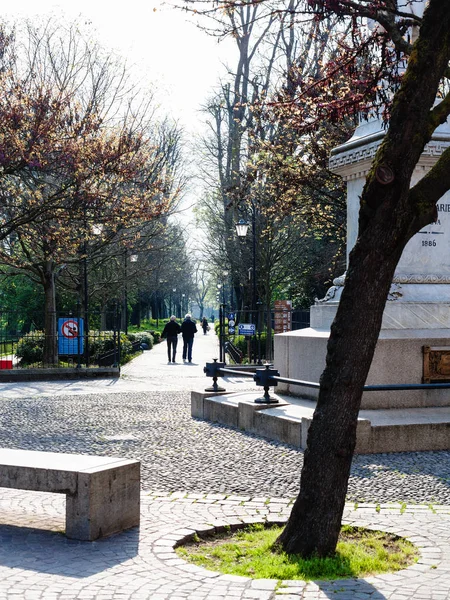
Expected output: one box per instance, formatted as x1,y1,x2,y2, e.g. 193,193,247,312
0,332,449,598
0,390,449,504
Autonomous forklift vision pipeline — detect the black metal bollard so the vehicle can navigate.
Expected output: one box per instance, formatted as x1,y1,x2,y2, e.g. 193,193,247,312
253,364,280,404
204,358,226,392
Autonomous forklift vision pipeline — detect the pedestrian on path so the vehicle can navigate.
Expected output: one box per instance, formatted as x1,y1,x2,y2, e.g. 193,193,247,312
181,313,197,363
161,316,181,363
201,316,209,335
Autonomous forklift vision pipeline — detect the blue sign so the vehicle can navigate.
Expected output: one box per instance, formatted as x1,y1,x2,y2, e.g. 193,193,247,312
228,313,235,321
238,323,256,336
58,318,84,355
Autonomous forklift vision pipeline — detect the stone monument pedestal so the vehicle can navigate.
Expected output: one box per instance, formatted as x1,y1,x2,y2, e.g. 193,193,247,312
275,326,450,410
275,115,450,429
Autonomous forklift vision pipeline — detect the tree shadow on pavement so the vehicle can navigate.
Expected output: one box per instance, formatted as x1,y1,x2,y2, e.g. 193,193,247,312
350,450,450,503
316,579,387,598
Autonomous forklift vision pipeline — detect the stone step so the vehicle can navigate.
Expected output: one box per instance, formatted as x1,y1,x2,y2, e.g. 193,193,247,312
191,390,450,454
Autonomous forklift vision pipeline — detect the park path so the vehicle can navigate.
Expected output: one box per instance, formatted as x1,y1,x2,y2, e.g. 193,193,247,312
0,329,253,398
121,328,251,391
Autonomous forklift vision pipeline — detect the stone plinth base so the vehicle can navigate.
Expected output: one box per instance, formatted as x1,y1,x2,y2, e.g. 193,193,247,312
0,367,120,382
192,391,450,453
191,391,296,444
274,327,450,409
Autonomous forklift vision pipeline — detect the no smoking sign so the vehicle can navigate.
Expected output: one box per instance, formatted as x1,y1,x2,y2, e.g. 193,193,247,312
61,320,79,338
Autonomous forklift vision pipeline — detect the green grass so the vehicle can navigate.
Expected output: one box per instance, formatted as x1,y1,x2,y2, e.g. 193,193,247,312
175,524,418,581
0,342,13,357
128,319,165,334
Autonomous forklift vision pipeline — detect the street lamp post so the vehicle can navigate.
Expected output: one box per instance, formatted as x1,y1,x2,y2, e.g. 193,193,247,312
81,222,103,367
236,217,256,314
235,212,260,363
123,251,138,335
222,270,229,307
83,246,89,366
170,288,176,317
157,279,164,326
217,274,229,362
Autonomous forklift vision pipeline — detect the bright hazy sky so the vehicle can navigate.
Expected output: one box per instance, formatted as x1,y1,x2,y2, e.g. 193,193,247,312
3,0,235,133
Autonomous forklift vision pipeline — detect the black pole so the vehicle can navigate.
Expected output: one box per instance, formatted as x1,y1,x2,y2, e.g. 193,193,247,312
113,301,118,368
156,290,159,328
252,204,257,364
219,304,224,362
252,207,256,318
124,250,128,335
257,300,263,365
76,300,81,369
83,252,90,367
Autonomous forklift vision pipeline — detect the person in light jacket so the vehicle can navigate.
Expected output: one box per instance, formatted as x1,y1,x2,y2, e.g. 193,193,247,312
161,316,181,363
181,314,197,363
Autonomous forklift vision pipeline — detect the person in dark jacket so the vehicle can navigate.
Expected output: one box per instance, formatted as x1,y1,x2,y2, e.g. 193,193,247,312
201,316,209,335
161,316,181,363
181,314,197,363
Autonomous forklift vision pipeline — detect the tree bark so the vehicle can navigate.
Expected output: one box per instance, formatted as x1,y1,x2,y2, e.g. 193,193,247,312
43,262,58,366
278,0,450,557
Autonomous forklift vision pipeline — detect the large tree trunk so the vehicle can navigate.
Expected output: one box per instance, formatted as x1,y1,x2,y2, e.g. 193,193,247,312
278,0,450,557
278,222,407,555
43,261,58,366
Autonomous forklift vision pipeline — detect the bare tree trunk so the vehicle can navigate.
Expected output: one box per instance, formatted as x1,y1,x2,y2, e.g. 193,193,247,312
101,306,107,331
43,262,58,366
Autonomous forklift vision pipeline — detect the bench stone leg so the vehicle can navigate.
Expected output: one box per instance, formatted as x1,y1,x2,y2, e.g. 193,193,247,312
65,462,140,541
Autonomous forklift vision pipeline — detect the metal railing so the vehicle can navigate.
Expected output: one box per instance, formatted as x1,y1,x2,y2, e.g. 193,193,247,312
0,309,121,370
204,360,450,403
218,307,310,365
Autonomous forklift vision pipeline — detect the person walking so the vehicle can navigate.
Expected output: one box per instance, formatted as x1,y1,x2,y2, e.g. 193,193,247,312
161,316,181,363
201,316,209,335
181,313,197,363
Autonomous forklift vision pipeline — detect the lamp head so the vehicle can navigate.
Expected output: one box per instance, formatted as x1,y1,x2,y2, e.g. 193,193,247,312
235,219,249,237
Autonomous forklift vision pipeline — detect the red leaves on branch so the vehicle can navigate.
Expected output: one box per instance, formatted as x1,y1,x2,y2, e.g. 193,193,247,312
0,20,179,271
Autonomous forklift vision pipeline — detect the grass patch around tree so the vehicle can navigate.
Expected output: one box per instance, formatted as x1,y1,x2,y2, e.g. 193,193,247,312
175,524,418,581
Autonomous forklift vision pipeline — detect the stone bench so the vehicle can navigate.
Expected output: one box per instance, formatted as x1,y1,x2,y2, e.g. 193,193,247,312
0,448,140,541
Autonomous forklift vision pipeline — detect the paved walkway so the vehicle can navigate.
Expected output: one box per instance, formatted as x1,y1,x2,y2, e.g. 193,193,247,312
0,329,253,398
0,331,449,598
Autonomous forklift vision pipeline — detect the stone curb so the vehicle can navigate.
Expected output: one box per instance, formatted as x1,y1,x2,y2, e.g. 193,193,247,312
144,494,450,599
151,497,449,592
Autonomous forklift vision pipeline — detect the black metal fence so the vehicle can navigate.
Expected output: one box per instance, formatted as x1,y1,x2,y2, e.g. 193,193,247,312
218,306,310,364
0,309,121,369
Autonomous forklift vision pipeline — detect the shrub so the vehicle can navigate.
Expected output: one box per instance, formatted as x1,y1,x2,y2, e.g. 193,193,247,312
151,330,161,344
88,331,118,362
16,329,153,367
15,331,44,365
234,332,270,361
132,331,154,350
119,333,133,364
